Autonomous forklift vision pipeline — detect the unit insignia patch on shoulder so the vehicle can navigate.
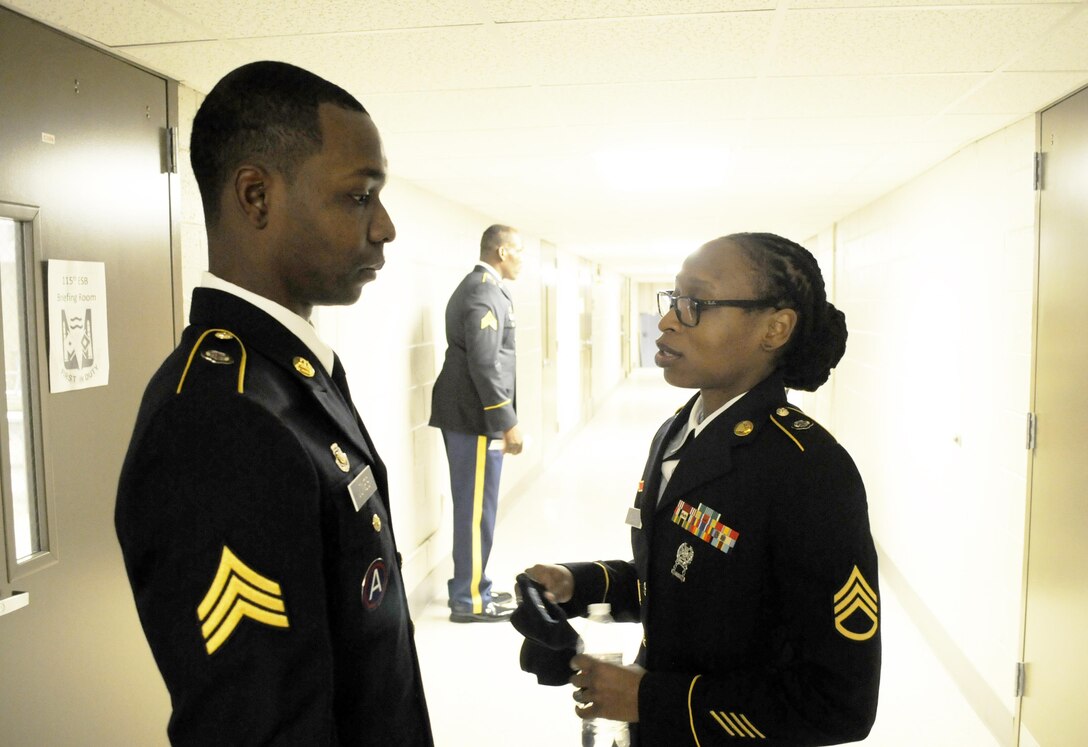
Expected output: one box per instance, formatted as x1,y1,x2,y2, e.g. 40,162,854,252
197,546,289,655
833,565,879,641
480,309,498,330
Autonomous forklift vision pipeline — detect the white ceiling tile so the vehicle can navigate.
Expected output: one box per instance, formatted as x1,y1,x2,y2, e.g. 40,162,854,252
793,0,1070,7
951,71,1088,114
8,0,211,45
749,74,983,117
1008,7,1088,72
365,87,565,134
771,6,1073,76
486,0,775,22
535,79,757,127
165,0,490,38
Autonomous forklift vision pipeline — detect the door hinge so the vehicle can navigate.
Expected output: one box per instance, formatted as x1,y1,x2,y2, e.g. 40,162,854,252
1033,152,1042,191
1015,661,1026,697
164,126,179,174
1026,412,1037,450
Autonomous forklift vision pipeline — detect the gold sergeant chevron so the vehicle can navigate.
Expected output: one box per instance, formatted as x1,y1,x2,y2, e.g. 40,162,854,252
833,565,879,641
197,546,290,655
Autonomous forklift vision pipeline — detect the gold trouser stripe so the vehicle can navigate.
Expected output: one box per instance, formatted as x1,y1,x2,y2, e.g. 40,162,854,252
687,674,703,746
768,414,804,452
593,562,611,603
176,328,247,394
483,399,511,411
470,436,488,614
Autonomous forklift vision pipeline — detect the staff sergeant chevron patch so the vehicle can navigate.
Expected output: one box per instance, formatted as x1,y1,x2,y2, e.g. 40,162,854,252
833,565,879,641
197,546,290,655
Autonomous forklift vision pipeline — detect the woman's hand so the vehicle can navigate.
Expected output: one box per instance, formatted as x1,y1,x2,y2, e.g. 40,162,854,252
524,563,574,604
570,655,645,723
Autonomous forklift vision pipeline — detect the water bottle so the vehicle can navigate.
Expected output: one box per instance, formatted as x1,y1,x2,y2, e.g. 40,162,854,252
579,603,631,747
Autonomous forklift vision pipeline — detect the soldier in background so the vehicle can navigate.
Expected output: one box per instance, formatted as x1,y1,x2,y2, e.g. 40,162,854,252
430,225,524,623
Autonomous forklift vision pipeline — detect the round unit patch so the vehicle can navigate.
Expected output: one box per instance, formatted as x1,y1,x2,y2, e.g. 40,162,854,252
361,558,388,611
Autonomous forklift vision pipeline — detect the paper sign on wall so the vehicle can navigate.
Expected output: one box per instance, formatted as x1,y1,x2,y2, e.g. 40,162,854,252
47,260,109,392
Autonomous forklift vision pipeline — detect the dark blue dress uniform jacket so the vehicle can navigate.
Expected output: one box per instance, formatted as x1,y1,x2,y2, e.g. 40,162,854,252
429,266,517,438
562,373,880,746
115,288,433,746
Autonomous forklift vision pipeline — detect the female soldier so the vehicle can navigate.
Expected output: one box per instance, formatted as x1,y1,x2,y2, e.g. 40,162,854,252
526,233,880,746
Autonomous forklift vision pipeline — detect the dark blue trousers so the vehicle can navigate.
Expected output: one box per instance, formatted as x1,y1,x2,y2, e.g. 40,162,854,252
442,430,504,613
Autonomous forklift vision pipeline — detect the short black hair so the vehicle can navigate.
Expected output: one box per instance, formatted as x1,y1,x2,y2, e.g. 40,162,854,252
479,224,519,259
191,60,367,225
726,232,848,392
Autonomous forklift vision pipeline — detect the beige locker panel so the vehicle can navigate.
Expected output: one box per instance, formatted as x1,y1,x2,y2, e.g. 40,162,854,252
1020,85,1088,746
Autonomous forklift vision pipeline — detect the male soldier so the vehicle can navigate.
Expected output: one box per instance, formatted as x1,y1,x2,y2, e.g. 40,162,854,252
430,225,524,622
115,61,433,745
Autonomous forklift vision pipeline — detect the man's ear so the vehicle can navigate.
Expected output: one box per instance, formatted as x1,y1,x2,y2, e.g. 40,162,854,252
762,308,798,352
233,166,271,229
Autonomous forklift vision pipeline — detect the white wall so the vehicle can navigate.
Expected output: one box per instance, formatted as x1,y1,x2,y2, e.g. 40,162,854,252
811,116,1036,745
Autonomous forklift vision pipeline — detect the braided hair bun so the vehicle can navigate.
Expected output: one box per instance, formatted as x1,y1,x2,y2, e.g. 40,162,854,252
726,232,847,391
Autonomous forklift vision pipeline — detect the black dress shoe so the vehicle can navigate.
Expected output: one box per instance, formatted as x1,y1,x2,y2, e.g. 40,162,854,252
449,602,515,623
490,590,514,606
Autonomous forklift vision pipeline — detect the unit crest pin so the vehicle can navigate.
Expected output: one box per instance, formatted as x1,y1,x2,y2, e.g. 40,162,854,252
330,443,350,472
293,356,315,378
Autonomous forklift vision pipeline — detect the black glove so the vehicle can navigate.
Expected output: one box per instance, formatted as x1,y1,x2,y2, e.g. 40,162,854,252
510,573,579,686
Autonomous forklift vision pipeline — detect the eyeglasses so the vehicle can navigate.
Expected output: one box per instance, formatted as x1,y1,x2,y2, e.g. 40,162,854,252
657,290,778,328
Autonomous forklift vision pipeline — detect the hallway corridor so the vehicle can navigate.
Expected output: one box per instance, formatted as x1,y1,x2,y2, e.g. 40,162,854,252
413,370,1001,747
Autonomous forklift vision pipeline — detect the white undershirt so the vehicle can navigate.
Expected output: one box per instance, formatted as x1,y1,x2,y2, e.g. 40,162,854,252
657,391,748,504
201,272,335,375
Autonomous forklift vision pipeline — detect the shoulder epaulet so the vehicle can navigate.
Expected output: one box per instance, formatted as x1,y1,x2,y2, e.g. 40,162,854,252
176,328,248,394
481,272,495,284
767,405,819,453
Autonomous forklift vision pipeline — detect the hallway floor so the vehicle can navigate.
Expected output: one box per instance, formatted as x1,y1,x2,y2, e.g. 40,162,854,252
413,370,999,747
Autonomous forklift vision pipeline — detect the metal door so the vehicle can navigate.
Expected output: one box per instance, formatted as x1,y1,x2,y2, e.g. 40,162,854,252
1018,85,1088,746
0,8,177,745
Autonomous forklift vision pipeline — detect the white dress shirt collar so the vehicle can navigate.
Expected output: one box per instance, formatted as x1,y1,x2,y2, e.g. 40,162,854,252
200,272,335,375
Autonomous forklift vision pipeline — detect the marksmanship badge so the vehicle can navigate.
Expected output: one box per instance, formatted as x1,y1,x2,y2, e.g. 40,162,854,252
671,542,695,582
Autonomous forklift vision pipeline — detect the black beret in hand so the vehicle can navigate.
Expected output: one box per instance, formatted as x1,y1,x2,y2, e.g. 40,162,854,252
510,573,580,686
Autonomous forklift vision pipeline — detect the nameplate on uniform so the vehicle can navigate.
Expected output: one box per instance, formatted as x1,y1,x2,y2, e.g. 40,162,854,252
625,507,642,529
348,465,377,512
